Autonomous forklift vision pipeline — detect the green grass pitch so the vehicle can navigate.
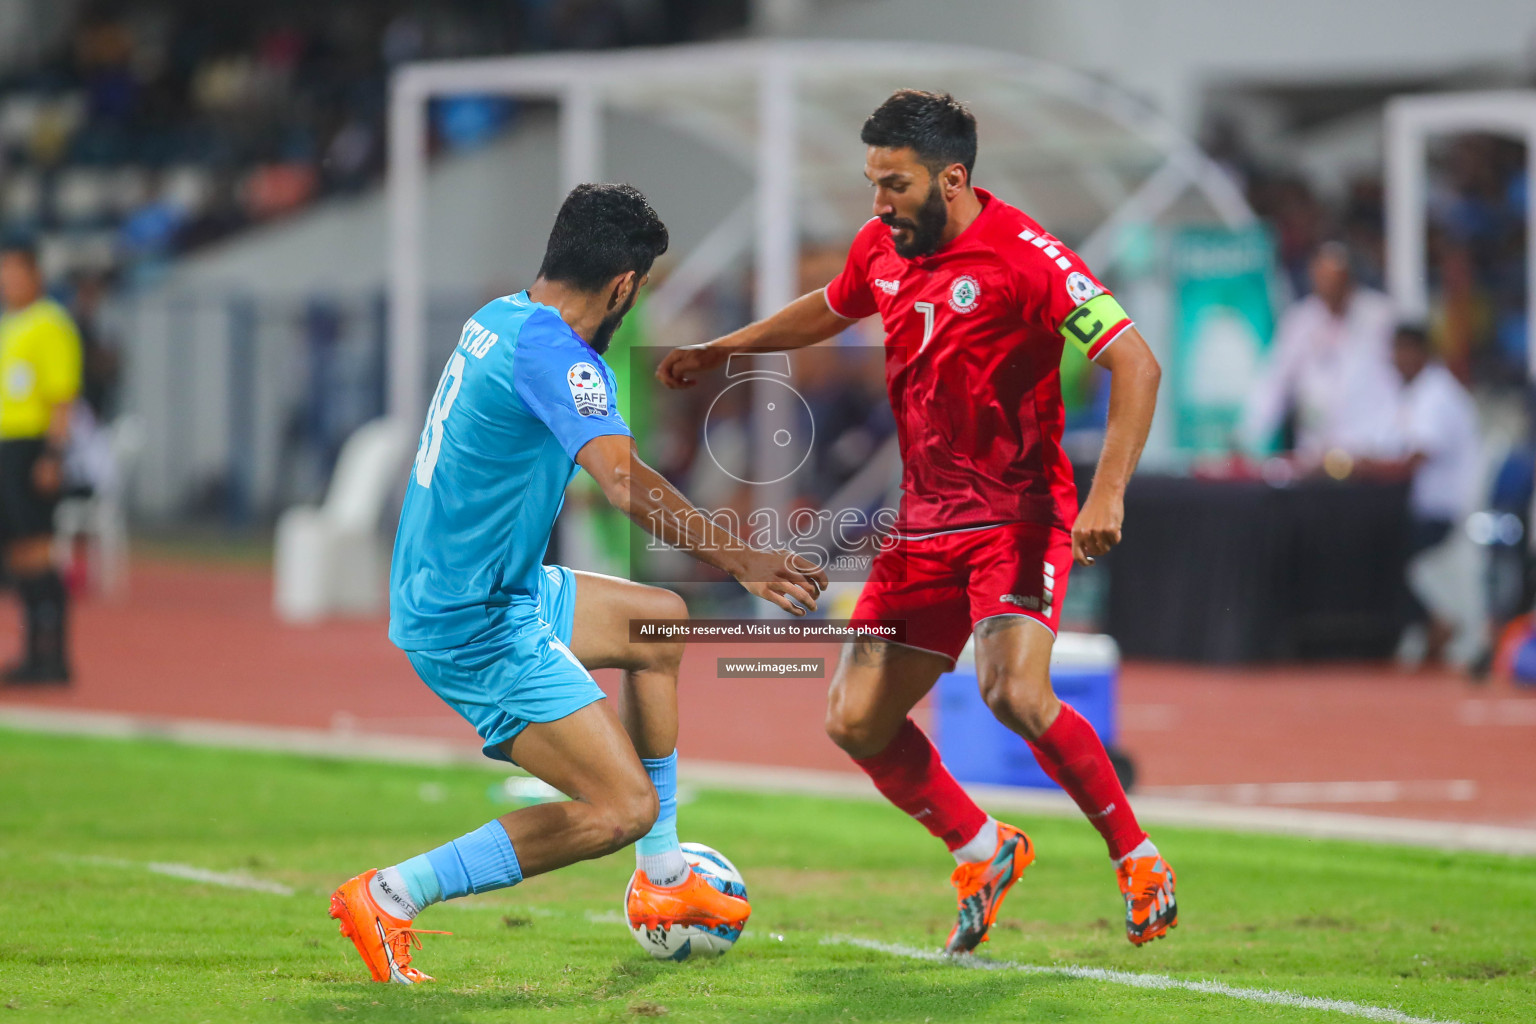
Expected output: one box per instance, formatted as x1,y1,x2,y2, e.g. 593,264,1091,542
3,728,1533,1023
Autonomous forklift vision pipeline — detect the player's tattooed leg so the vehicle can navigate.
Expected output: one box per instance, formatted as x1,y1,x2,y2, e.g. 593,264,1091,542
974,614,1030,640
849,638,891,667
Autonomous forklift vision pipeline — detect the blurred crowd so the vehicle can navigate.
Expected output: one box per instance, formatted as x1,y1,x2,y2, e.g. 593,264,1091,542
0,2,1526,670
647,248,895,513
1217,132,1528,389
1199,122,1528,670
0,0,748,283
1238,244,1484,662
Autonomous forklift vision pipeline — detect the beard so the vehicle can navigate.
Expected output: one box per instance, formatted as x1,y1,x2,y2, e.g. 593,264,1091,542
590,280,640,354
882,180,949,258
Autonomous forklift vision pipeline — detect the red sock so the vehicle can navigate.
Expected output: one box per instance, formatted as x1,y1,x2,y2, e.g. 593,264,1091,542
852,718,989,851
1028,703,1146,860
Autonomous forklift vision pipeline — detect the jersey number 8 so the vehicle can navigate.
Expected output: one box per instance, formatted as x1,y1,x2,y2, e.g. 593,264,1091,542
414,352,466,487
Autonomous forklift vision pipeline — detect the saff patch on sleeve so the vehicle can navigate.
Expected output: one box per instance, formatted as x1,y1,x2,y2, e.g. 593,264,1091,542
567,362,609,417
1065,271,1104,305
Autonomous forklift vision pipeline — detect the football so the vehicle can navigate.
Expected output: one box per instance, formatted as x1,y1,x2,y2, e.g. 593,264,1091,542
625,843,750,960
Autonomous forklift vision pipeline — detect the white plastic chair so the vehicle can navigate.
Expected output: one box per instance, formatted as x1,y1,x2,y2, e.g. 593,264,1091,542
273,417,415,623
54,414,144,598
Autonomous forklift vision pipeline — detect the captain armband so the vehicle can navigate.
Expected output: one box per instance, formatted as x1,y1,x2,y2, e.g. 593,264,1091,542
1058,294,1133,361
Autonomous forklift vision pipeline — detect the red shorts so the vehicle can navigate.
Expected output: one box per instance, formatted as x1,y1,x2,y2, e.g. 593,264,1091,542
850,522,1073,662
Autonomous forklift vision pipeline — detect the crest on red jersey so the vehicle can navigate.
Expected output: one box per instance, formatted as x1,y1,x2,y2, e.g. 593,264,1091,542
948,275,981,314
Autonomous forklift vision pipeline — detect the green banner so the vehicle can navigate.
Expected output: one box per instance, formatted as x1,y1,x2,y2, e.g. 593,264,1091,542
1169,226,1276,453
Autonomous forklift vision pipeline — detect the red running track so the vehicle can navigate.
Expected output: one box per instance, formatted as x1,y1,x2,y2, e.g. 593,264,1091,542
4,556,1534,829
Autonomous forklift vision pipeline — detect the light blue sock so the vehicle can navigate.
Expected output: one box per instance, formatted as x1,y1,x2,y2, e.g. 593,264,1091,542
420,820,523,902
396,854,443,909
637,751,688,886
370,821,522,919
638,751,680,855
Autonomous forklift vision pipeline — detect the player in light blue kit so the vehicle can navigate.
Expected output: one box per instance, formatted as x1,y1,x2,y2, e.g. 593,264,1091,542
328,184,827,983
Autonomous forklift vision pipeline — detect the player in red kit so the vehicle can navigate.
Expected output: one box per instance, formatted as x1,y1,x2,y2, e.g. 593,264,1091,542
658,90,1174,952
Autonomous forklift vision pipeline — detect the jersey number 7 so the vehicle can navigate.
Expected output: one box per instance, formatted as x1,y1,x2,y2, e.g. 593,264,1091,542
915,301,936,354
414,352,466,488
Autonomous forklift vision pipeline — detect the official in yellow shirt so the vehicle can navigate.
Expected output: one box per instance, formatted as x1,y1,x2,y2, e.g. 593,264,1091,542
0,243,82,684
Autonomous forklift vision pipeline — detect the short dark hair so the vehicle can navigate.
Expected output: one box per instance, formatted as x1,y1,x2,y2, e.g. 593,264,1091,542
0,239,39,266
537,183,669,292
861,90,977,179
1313,240,1352,266
1394,323,1431,349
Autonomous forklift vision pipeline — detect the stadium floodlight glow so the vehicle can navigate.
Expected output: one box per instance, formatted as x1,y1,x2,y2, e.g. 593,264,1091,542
385,40,1256,437
1385,91,1536,380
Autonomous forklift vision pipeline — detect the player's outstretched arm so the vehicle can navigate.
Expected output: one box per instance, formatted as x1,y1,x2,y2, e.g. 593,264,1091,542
1073,327,1161,566
656,290,852,389
576,434,829,616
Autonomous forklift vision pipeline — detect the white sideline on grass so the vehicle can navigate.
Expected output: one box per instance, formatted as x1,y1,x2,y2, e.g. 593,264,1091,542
144,861,295,895
50,851,1464,1022
7,705,1536,856
69,855,295,896
822,936,1460,1024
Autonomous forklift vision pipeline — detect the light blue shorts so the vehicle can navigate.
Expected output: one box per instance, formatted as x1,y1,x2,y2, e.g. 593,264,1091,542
406,565,604,763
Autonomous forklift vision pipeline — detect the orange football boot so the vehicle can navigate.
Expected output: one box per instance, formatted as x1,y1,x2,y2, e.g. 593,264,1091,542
1117,852,1177,946
625,868,751,932
328,870,450,983
946,822,1034,954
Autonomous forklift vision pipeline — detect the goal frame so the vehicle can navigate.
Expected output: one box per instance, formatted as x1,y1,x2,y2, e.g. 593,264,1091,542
384,40,1255,425
1385,90,1536,378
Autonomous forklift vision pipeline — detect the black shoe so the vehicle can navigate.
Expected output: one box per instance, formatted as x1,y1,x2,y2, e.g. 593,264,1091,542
2,660,70,686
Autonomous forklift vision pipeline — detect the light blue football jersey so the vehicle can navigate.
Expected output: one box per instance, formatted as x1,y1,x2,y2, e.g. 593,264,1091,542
388,291,631,650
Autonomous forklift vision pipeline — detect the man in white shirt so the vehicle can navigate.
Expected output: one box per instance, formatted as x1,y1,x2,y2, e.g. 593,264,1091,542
1387,326,1482,535
1357,325,1483,664
1241,243,1401,458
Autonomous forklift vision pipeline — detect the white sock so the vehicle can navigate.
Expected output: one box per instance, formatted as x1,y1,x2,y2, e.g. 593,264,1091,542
952,818,1000,864
1118,837,1158,864
638,849,690,888
369,866,420,920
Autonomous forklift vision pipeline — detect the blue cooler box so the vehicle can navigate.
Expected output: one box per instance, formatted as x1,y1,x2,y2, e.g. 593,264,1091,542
933,632,1119,789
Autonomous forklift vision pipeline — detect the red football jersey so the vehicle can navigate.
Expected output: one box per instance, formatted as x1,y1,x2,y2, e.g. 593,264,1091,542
824,188,1133,535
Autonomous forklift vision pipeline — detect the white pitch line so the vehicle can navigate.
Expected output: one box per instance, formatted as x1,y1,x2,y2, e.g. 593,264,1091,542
1140,780,1478,806
584,909,626,924
9,705,1536,855
21,856,1480,1022
70,855,294,895
823,937,1458,1024
145,862,294,895
1458,699,1536,726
